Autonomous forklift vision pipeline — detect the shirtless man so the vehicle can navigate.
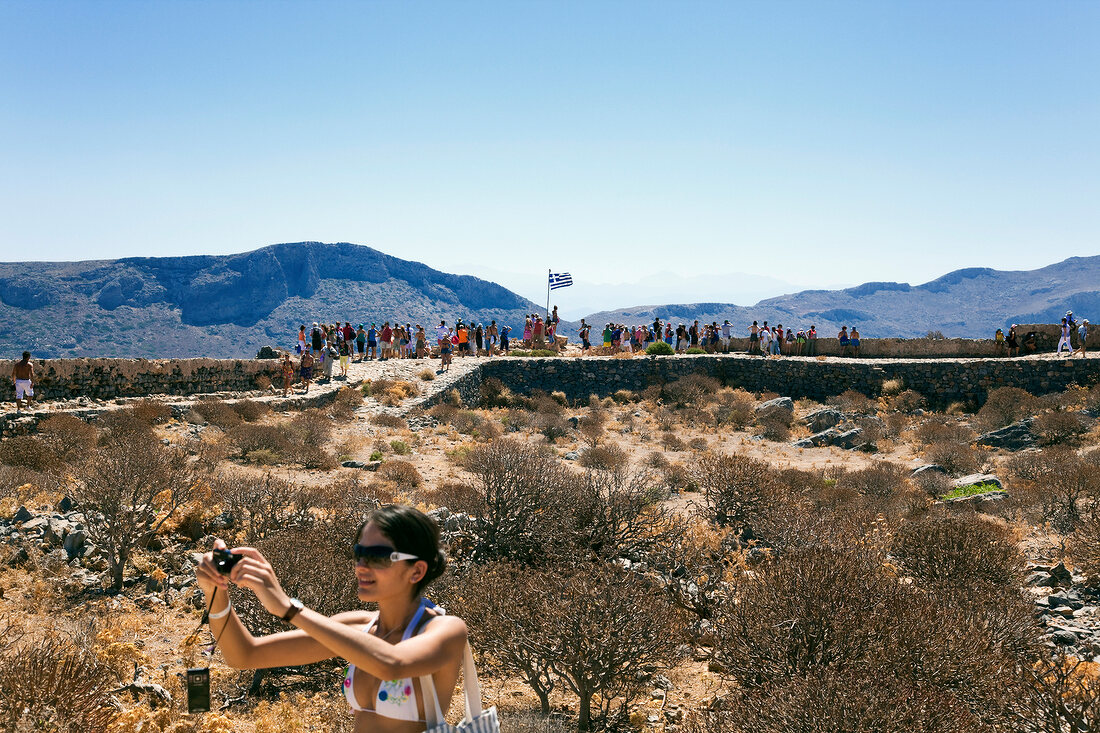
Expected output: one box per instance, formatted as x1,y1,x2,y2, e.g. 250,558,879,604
12,352,34,413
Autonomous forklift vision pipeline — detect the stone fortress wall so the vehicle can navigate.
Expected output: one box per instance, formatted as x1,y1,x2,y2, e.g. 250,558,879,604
1,323,1097,409
0,358,276,402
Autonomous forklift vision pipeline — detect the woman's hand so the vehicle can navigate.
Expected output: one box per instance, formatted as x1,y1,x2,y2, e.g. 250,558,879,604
195,538,230,599
226,547,292,619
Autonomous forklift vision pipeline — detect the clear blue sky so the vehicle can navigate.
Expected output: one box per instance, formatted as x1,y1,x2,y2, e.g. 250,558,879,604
1,1,1097,311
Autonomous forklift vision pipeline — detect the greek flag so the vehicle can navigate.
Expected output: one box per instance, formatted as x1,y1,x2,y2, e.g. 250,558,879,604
548,272,573,290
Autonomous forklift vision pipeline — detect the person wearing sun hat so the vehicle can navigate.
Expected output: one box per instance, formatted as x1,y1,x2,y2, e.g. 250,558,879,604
1074,319,1090,357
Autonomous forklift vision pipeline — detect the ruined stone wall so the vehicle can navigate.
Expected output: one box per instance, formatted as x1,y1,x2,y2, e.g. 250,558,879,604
470,355,1100,408
0,358,277,401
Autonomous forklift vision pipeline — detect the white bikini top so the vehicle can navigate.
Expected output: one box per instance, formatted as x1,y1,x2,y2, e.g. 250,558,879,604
343,598,441,723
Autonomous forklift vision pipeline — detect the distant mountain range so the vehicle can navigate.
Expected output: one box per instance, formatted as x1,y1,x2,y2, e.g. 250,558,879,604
0,243,1095,358
582,256,1100,338
0,242,542,358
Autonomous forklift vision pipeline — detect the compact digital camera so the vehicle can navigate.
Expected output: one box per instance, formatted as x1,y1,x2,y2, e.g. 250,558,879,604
212,548,243,575
186,667,210,713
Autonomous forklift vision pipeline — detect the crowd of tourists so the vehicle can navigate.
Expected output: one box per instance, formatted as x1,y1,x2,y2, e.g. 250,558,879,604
579,318,864,357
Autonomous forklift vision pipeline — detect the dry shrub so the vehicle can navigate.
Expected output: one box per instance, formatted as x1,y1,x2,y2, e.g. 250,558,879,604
377,460,423,489
216,471,335,542
880,378,904,396
1006,447,1074,484
192,399,243,429
648,515,737,620
459,439,572,564
924,441,986,476
231,398,271,422
710,545,1035,731
709,388,755,428
839,462,909,501
689,436,709,451
330,387,364,421
976,386,1039,430
912,468,953,498
418,368,435,381
611,388,636,404
368,378,419,406
754,405,792,442
371,413,408,430
451,410,501,441
892,511,1024,586
578,444,629,472
455,560,686,729
889,388,926,413
428,403,458,425
912,417,975,446
72,430,194,590
0,632,119,731
286,409,336,468
829,389,877,415
696,453,781,538
664,373,720,408
37,413,97,466
1015,452,1100,531
661,432,687,451
227,423,294,462
577,409,608,447
422,480,483,515
533,413,569,442
0,435,53,472
661,461,697,492
1033,410,1089,445
479,377,512,408
130,398,172,425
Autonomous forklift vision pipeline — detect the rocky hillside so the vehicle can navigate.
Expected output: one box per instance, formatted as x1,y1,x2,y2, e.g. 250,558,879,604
0,242,543,358
582,256,1100,338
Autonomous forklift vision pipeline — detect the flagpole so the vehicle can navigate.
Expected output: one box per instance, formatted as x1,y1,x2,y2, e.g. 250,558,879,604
546,269,550,324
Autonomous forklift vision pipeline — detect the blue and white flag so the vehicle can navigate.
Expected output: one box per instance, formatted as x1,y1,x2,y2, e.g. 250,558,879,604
549,272,573,290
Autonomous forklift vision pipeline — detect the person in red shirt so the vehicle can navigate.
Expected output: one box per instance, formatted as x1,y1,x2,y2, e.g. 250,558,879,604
380,323,393,360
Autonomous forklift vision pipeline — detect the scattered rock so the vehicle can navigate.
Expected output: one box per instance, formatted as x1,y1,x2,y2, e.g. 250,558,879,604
910,464,947,479
12,506,32,523
1052,629,1079,646
756,397,794,413
564,451,580,461
831,428,866,450
803,408,845,432
951,474,1003,491
977,418,1036,451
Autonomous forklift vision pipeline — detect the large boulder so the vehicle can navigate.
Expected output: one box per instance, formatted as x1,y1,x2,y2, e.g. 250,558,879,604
803,408,844,432
755,397,794,414
977,418,1036,451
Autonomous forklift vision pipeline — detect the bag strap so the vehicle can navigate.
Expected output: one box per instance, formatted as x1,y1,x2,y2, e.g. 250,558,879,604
420,642,484,728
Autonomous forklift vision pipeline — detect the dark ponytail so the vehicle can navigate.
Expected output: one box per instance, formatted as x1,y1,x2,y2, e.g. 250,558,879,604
358,505,447,596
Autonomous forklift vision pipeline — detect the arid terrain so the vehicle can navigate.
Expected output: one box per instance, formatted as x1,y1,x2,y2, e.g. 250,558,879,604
0,353,1099,732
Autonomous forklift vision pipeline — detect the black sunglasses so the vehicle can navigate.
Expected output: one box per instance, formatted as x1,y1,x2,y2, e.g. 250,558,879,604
353,544,419,568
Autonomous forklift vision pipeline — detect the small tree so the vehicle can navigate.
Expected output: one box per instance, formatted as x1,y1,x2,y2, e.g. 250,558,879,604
695,452,780,539
73,429,194,590
459,560,685,731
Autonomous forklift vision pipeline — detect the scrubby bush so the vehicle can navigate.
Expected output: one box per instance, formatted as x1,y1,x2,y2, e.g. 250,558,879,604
611,389,636,404
696,453,780,538
889,389,926,413
72,429,194,590
231,398,272,422
390,440,411,455
37,413,97,466
829,389,877,415
754,405,793,442
480,377,513,408
912,418,975,446
664,374,721,408
976,387,1039,430
130,398,172,425
227,424,294,461
366,378,419,406
578,444,629,472
839,462,909,501
0,633,119,732
924,441,986,476
377,460,423,489
646,341,674,355
709,388,756,428
661,432,687,451
892,512,1023,586
418,368,436,381
371,413,408,430
455,561,686,730
0,435,53,472
1033,410,1089,446
329,387,364,421
192,399,243,429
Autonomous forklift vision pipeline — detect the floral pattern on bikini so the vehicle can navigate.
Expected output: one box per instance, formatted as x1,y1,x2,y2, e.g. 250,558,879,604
377,679,413,704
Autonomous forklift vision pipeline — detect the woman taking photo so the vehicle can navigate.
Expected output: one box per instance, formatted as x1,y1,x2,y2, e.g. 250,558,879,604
196,505,468,733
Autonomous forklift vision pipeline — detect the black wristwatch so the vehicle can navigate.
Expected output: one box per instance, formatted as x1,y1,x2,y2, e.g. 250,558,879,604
281,598,305,623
